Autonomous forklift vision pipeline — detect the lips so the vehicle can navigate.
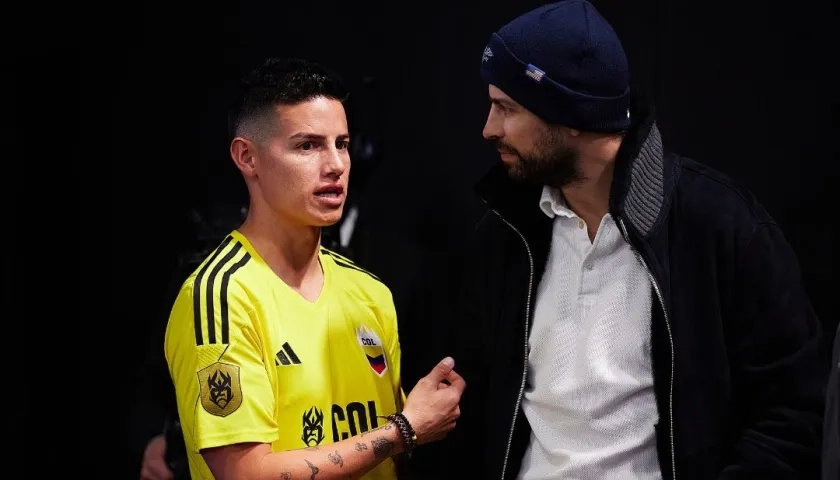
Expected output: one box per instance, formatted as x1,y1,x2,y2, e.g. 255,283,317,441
314,184,344,197
314,185,345,208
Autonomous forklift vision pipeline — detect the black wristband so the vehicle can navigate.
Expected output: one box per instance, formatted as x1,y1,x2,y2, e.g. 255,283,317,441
386,412,417,456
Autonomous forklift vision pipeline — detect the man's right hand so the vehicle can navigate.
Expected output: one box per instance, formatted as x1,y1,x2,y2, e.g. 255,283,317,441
402,356,466,444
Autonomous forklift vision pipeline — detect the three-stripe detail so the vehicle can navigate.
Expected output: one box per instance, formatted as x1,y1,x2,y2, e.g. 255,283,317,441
275,342,302,366
193,236,252,346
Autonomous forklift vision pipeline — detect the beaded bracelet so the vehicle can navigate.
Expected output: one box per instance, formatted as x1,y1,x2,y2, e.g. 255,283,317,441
385,412,418,457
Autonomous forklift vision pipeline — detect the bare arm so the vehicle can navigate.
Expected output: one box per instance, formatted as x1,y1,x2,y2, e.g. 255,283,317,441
203,356,464,480
202,422,404,480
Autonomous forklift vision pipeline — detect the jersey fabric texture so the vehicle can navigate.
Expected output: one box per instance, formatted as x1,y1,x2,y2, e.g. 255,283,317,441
165,229,404,480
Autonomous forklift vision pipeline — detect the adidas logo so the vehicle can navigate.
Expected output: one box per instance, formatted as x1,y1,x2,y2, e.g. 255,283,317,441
275,342,302,366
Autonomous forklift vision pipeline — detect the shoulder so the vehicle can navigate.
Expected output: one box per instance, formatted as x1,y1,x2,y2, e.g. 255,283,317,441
167,237,259,338
190,234,259,287
175,247,256,306
670,154,776,235
321,247,394,305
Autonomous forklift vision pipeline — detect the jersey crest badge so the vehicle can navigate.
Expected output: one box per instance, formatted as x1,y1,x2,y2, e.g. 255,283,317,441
357,325,387,377
197,362,242,417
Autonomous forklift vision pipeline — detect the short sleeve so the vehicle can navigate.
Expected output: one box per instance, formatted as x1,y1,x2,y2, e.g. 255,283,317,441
164,281,278,452
380,290,405,408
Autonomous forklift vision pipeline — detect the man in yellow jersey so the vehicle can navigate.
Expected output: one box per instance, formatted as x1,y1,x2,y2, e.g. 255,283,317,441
165,57,465,480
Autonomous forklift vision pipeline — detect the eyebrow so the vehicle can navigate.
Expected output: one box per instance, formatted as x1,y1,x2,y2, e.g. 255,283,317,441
489,97,516,108
289,132,350,141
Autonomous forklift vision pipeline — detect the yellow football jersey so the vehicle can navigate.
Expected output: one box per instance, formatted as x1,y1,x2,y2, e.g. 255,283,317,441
165,230,404,480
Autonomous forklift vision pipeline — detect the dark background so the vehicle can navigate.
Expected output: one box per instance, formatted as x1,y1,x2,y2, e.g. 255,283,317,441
20,0,835,476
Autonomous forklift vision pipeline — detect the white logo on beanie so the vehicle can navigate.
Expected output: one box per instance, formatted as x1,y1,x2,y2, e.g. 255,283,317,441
482,46,493,63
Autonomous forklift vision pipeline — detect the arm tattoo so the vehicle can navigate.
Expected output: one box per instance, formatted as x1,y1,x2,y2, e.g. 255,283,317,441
280,474,292,480
305,459,320,479
354,442,369,452
370,436,395,459
327,450,344,467
362,422,392,437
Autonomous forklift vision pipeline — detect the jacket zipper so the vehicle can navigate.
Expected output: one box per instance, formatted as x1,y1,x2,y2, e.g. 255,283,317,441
618,217,676,480
490,209,535,480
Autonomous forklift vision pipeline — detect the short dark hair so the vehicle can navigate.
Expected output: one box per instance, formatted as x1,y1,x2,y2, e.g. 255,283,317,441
229,57,349,141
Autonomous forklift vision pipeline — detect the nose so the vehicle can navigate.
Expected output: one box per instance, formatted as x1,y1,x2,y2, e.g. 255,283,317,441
482,106,502,141
324,145,349,178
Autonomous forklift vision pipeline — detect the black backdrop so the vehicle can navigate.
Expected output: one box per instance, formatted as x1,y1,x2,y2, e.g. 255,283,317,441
34,0,835,475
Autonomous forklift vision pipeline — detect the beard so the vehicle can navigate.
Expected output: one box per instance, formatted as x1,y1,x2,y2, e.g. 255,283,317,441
496,128,584,187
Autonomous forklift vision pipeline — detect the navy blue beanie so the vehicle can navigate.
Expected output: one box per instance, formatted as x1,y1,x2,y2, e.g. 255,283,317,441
481,0,631,132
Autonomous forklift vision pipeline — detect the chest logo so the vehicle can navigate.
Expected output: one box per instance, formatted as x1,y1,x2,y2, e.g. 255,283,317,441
357,325,388,377
301,406,325,446
275,342,302,366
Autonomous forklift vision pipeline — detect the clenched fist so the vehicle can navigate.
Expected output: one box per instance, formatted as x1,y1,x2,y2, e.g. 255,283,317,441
402,357,466,444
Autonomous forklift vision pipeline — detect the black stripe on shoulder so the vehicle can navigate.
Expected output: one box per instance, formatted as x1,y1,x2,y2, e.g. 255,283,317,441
321,248,381,282
203,242,244,344
192,236,234,346
219,250,251,344
320,246,353,263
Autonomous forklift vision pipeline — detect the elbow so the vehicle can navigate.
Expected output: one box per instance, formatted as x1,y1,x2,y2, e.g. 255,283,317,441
202,443,273,480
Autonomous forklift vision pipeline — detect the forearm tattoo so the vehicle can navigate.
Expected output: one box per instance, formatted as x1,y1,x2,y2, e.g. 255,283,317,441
362,422,392,437
370,436,395,459
328,450,344,467
305,459,320,479
354,442,369,452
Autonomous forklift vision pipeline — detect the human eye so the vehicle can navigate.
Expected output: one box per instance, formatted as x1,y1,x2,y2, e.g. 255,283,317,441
299,141,314,151
336,140,350,150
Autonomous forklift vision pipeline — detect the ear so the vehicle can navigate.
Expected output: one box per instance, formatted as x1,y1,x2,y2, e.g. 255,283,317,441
230,137,258,178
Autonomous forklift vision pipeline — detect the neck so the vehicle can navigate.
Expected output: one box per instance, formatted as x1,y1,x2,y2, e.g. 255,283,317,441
560,162,614,220
558,135,622,229
238,201,322,290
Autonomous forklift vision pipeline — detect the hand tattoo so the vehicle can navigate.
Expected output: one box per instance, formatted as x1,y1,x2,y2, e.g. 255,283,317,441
280,474,292,480
305,459,319,479
371,436,395,459
328,450,344,467
354,442,369,452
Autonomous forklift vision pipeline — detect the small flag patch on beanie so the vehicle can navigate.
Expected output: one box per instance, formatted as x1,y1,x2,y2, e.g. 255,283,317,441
525,64,545,83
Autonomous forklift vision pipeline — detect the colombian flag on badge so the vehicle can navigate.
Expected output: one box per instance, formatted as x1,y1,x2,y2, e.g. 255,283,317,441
357,325,388,376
